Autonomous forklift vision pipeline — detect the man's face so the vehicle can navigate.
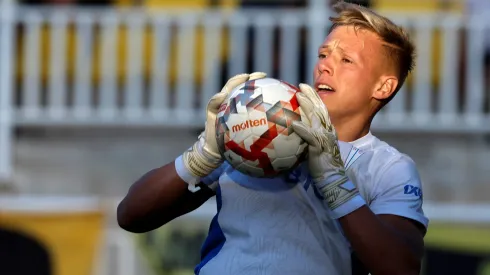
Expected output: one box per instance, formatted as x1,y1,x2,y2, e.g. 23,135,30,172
313,25,388,120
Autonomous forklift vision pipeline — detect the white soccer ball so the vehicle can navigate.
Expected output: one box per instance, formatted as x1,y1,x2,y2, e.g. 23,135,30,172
215,77,309,178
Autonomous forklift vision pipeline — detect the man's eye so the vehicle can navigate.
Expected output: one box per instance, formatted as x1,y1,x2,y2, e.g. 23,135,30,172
342,58,352,63
318,54,326,59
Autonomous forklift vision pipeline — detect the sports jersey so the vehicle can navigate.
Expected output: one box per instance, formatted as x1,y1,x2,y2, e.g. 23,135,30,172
194,131,428,275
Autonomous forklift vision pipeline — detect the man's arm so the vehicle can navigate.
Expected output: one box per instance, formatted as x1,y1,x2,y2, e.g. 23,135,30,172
343,207,425,275
117,161,214,233
345,159,428,275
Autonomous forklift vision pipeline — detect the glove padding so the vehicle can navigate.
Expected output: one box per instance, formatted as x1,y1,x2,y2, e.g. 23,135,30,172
292,83,366,218
178,72,267,186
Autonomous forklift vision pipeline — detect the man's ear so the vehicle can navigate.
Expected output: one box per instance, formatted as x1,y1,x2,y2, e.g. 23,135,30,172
372,76,398,100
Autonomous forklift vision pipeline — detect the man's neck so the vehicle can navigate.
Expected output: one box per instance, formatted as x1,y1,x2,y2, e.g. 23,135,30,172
331,114,372,143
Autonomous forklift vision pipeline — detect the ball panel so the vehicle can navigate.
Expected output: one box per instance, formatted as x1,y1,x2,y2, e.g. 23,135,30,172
288,92,300,112
231,81,263,111
228,82,246,99
236,163,265,177
249,78,280,87
224,150,244,168
279,80,301,92
271,155,301,173
261,85,294,105
271,133,304,159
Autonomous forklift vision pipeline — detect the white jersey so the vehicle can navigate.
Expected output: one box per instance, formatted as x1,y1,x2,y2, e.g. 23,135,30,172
194,132,428,275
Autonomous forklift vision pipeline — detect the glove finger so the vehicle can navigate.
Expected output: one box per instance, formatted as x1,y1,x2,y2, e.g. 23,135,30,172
298,106,311,127
296,93,315,117
207,90,229,111
323,108,334,131
209,73,251,111
300,83,332,123
307,83,324,104
299,83,322,107
292,121,318,147
220,73,251,94
212,72,266,110
248,72,267,81
299,83,333,127
310,112,324,129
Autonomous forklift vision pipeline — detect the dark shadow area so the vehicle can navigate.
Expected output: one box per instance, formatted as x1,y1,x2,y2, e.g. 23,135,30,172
0,227,53,275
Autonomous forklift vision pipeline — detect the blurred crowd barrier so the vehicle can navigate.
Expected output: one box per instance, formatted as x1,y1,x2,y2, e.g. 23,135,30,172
0,1,490,275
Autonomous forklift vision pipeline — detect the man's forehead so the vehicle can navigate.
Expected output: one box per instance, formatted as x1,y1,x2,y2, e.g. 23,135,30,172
320,26,381,52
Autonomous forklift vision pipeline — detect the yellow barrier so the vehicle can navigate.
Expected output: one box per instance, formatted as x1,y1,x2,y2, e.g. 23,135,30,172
0,197,105,275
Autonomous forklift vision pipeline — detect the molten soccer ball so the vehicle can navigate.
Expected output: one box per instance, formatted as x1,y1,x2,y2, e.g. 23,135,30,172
215,77,309,178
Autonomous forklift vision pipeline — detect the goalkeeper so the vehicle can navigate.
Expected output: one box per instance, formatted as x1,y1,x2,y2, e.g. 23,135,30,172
118,2,428,275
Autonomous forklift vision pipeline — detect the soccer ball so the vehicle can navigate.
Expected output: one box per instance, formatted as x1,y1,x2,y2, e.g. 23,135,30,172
215,77,309,178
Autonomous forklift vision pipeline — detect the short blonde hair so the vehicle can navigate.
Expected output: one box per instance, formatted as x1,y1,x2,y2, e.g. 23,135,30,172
329,1,416,94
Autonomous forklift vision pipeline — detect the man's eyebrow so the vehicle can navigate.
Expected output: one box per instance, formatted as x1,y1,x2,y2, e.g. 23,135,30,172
319,44,345,53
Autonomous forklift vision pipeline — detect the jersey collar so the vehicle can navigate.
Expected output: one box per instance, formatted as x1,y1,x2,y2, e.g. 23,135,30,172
349,131,375,149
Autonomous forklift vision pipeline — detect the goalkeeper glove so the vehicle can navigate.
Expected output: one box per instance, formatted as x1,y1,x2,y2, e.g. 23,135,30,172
291,83,366,219
175,72,267,191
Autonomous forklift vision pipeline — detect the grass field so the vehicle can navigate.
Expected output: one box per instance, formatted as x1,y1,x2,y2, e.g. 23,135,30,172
426,223,490,254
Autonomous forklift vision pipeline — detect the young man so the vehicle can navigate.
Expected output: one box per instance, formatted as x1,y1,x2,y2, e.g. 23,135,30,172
117,2,428,275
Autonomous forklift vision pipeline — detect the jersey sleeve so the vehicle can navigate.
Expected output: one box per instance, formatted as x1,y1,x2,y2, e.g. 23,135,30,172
369,158,429,229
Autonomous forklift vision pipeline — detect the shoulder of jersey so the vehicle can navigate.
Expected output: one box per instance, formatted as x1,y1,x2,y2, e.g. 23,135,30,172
352,139,420,197
364,139,417,174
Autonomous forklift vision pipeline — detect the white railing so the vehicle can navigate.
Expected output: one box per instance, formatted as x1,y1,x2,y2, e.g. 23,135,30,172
2,7,490,128
1,5,490,175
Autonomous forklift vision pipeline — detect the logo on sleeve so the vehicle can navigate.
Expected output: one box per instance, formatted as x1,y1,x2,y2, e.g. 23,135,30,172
404,185,423,198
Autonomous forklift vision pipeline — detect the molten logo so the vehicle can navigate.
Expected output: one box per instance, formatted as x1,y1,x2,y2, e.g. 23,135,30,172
231,118,267,132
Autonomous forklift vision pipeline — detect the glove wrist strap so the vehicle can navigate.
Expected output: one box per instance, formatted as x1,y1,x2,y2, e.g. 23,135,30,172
316,174,366,219
175,154,202,192
175,142,222,193
183,142,222,177
330,194,366,219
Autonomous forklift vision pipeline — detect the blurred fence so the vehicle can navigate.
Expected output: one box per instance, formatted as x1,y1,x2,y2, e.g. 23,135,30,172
3,7,490,128
1,2,490,275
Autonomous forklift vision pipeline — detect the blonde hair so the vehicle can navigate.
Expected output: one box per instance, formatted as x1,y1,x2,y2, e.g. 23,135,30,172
329,1,416,95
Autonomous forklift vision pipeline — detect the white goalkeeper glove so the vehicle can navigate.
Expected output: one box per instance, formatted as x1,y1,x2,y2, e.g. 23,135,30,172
175,72,267,191
291,83,366,219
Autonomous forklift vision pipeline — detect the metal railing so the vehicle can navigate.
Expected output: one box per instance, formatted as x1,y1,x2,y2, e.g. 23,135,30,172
1,4,490,175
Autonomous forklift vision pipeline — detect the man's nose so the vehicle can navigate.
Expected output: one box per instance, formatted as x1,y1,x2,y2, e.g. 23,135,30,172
317,56,334,76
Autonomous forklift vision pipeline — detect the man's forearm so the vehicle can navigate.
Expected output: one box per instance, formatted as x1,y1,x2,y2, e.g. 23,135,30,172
117,161,213,233
338,206,422,275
